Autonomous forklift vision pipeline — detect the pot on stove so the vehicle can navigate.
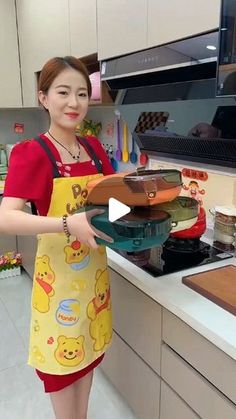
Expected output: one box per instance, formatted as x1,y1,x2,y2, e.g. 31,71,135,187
170,207,206,239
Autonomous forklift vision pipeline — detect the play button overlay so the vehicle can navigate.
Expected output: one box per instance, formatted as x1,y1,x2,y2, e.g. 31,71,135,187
108,197,131,222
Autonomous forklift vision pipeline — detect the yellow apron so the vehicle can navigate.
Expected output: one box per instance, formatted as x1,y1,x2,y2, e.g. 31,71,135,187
28,137,112,375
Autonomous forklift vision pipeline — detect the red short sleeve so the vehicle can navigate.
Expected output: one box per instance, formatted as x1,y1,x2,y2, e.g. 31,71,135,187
4,136,115,216
4,139,53,215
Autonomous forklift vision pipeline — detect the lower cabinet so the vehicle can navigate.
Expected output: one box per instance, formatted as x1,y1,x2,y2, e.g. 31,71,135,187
101,331,160,419
161,344,236,419
162,309,236,404
109,267,162,374
160,380,199,419
106,266,236,418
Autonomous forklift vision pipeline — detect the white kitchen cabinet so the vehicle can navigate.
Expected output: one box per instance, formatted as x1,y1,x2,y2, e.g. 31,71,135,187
16,0,70,106
109,267,162,373
0,0,22,107
97,0,147,60
147,0,221,48
101,331,160,419
160,380,199,419
162,343,236,419
69,0,97,58
162,309,236,404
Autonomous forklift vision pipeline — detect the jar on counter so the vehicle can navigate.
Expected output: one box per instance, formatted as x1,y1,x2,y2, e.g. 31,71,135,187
211,205,236,252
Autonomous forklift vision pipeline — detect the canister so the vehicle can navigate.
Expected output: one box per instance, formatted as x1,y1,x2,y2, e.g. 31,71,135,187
211,205,236,251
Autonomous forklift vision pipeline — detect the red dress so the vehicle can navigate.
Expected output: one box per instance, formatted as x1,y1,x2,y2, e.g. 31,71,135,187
4,134,114,392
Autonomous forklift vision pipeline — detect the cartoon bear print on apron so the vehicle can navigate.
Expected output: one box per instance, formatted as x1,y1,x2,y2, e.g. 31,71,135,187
28,136,112,375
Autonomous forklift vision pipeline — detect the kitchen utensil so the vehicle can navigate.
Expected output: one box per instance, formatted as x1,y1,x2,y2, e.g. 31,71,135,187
110,157,118,171
148,196,199,233
108,145,118,171
115,111,122,161
122,122,129,163
129,136,138,164
182,265,236,316
87,169,182,206
139,152,148,166
78,206,171,251
171,207,206,239
123,169,182,192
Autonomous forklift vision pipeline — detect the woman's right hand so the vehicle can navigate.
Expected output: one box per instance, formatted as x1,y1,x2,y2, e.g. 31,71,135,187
66,209,114,249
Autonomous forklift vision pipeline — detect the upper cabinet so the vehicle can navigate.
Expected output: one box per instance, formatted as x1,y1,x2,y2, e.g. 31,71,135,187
69,0,97,58
16,0,70,107
147,0,221,48
16,0,98,107
97,0,148,60
97,0,221,60
0,0,22,107
10,0,222,107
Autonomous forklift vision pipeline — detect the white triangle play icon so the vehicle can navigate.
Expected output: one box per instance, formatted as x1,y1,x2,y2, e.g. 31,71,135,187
108,197,131,222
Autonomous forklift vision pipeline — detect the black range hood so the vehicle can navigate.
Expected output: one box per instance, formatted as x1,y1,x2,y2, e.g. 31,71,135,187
101,31,219,100
135,131,236,168
132,106,236,169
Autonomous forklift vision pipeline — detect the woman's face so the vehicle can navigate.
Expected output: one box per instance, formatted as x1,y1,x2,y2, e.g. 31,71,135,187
38,67,89,130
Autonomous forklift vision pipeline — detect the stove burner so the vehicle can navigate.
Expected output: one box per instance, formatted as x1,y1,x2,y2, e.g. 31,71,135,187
115,239,233,277
163,237,209,254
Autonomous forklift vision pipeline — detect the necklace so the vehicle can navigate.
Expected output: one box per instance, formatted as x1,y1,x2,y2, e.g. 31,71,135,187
48,131,81,161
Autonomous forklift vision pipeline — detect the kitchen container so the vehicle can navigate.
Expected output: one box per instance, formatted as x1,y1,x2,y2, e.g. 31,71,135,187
170,206,206,239
77,206,171,251
87,169,182,206
210,205,236,251
146,196,199,232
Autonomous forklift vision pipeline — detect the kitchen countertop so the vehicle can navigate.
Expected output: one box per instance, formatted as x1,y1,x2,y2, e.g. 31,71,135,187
107,244,236,360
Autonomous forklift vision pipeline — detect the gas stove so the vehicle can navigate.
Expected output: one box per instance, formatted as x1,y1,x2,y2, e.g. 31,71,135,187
116,237,233,277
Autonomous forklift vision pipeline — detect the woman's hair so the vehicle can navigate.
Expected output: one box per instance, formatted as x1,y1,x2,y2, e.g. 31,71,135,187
38,56,92,97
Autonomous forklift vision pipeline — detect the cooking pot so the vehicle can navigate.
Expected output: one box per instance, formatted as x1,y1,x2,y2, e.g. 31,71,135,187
170,207,206,239
77,206,171,251
87,169,182,206
146,196,199,233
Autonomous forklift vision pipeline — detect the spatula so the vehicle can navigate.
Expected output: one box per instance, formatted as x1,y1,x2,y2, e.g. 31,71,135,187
115,110,122,162
122,122,129,163
129,136,138,164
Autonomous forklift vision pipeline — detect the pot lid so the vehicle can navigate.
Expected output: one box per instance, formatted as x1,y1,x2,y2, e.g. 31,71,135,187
214,205,236,217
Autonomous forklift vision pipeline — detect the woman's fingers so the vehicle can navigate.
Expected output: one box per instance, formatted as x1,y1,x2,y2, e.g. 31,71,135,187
92,226,114,243
86,236,99,249
86,208,114,243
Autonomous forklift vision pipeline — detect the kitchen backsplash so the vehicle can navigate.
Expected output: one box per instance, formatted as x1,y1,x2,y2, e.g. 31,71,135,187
149,157,236,229
0,108,48,145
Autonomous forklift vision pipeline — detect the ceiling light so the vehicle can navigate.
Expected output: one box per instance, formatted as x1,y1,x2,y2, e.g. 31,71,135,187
206,45,217,51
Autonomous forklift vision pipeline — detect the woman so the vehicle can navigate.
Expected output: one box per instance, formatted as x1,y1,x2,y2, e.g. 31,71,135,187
0,56,115,419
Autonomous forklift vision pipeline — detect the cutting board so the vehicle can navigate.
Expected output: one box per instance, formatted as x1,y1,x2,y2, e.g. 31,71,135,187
182,265,236,316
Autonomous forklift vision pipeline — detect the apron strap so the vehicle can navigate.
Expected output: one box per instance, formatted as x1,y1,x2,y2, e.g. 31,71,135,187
78,136,103,173
29,136,61,215
34,136,62,178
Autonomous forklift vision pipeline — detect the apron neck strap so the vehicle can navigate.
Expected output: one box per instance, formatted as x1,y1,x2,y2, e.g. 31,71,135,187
78,136,103,173
34,135,103,175
34,136,61,178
